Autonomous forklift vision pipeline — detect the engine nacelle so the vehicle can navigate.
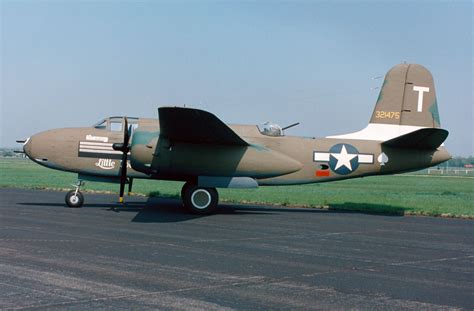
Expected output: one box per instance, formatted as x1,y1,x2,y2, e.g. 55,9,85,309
130,129,302,180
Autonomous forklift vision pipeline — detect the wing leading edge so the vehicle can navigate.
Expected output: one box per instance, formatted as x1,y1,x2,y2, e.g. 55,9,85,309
158,107,249,146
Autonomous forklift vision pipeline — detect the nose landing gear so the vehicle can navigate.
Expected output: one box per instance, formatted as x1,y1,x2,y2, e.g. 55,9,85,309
65,181,84,208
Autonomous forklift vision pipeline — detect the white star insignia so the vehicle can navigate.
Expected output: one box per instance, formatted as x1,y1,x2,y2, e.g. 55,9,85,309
332,145,357,171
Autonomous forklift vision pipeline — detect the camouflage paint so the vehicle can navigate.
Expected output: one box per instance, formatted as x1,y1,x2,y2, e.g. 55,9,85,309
22,64,451,190
429,99,441,126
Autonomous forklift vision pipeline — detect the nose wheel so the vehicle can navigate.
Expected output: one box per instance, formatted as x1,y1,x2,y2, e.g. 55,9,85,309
181,182,218,214
65,181,84,208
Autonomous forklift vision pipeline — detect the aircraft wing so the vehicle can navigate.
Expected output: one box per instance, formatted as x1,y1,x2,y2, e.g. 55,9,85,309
382,128,449,150
158,107,249,146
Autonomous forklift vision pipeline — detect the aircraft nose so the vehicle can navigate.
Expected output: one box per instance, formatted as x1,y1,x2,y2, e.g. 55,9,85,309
23,128,82,170
23,137,32,157
23,133,50,164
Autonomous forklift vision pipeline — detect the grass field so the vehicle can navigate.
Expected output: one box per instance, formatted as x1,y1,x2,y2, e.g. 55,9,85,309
1,158,472,218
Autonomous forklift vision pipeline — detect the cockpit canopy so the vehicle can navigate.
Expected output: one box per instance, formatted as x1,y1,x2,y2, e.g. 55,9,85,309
258,122,284,137
93,117,139,132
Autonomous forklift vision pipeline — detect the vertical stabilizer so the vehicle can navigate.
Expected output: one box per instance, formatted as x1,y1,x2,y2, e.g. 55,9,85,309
370,64,441,128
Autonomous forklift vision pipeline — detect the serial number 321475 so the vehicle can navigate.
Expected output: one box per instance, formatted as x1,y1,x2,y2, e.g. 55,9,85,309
375,111,400,119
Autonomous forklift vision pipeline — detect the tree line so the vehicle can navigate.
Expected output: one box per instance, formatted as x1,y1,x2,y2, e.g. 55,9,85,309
446,156,474,167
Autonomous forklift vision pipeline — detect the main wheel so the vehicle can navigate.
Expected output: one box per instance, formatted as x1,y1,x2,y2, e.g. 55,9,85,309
181,182,193,200
183,185,218,215
65,190,84,208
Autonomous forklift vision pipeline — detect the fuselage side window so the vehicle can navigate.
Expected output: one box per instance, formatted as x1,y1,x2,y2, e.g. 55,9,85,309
110,121,123,132
95,117,138,132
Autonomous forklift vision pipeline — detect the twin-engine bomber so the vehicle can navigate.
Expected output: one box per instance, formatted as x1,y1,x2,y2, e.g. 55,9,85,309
18,64,451,214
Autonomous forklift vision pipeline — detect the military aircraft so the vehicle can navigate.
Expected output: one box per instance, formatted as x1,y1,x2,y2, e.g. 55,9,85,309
17,63,451,214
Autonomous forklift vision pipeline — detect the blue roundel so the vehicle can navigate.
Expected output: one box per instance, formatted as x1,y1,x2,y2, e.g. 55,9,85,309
329,143,359,175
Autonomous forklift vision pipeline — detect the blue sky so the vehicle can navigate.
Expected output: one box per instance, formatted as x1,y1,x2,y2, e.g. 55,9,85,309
1,1,472,155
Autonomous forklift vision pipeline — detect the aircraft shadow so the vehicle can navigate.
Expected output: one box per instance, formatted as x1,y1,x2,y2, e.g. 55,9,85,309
17,202,145,209
224,203,406,217
326,203,406,216
16,196,275,224
128,197,277,223
17,197,406,224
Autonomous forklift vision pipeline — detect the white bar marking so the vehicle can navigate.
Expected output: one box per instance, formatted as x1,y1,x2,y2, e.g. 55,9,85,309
358,154,374,163
79,149,125,155
79,141,113,147
314,153,330,162
79,145,114,151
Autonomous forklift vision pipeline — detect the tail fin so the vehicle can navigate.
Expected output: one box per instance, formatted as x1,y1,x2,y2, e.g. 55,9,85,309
370,64,441,128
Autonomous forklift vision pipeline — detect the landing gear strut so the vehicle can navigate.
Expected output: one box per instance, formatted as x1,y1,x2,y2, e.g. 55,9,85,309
128,177,134,195
181,182,219,215
65,181,84,208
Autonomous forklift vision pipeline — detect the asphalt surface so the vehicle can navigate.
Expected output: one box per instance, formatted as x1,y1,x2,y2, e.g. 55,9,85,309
0,188,473,310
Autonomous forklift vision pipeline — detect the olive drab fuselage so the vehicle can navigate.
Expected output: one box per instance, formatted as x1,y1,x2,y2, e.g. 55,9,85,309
20,64,452,213
22,118,450,186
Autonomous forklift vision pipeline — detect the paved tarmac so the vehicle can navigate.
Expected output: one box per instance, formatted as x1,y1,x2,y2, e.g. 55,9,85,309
0,188,473,310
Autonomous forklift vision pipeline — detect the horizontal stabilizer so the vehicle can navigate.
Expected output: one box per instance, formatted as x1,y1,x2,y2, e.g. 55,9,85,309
158,107,248,146
382,128,448,149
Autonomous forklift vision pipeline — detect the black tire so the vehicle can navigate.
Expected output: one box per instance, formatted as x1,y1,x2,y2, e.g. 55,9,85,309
181,182,193,201
65,190,84,208
183,185,218,215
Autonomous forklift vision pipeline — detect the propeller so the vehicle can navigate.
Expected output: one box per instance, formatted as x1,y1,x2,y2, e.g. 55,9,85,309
112,118,132,203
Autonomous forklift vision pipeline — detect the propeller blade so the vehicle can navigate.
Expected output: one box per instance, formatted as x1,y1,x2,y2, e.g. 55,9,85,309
123,117,129,147
117,117,132,204
118,150,128,203
112,118,131,153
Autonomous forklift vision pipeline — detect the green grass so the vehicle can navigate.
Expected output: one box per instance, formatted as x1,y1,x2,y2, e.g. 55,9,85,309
1,158,473,218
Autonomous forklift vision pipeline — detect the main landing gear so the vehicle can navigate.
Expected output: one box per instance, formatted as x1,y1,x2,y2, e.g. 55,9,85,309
64,180,218,214
65,181,84,208
181,182,218,215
